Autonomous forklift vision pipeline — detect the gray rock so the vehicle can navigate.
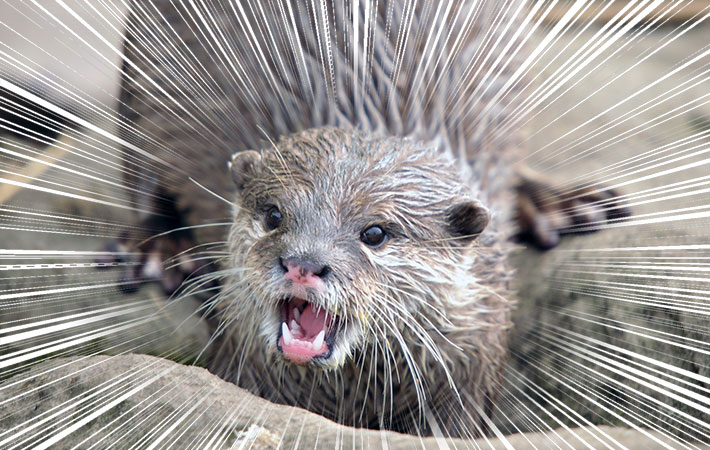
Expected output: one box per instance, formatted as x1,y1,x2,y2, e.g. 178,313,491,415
0,354,695,449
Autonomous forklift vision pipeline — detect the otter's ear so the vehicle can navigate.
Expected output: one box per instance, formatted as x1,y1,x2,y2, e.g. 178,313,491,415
446,201,490,243
229,150,261,191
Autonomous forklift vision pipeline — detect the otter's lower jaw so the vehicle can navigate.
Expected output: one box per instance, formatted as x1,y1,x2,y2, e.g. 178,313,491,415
274,297,343,366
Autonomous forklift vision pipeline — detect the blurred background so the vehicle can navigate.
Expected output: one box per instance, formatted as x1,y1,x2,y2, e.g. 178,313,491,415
0,1,209,376
2,0,710,446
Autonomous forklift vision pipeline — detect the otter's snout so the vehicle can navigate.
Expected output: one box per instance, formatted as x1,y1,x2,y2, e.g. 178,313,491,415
280,257,331,288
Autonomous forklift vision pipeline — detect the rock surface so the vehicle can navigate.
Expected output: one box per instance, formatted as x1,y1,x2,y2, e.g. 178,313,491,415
0,354,697,449
495,22,710,441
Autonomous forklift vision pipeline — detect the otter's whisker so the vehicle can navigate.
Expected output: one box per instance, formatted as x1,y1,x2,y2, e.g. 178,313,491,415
162,254,227,272
368,303,428,425
371,290,463,409
188,177,236,207
256,123,295,185
134,223,232,249
371,279,456,330
161,240,230,262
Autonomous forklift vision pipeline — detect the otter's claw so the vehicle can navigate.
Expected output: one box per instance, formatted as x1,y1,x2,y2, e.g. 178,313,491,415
515,172,631,250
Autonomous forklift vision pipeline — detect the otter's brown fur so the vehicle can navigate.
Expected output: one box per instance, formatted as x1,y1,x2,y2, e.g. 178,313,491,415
118,0,524,437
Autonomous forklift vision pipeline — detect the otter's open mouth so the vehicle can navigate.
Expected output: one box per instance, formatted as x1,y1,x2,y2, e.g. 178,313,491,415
276,297,339,364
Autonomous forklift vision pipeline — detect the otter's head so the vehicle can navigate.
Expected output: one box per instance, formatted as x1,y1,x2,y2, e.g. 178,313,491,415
225,127,489,370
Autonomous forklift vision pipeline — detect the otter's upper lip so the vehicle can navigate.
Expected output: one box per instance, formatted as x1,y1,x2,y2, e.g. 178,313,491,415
276,297,339,364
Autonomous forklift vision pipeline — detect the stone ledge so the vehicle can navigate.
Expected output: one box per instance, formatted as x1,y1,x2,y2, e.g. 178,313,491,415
0,354,695,449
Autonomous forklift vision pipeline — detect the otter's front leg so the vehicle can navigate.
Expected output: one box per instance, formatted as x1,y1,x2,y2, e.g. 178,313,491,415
515,169,631,249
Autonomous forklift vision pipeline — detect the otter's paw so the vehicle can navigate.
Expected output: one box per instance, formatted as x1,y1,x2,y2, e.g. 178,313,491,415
515,172,631,250
96,233,210,296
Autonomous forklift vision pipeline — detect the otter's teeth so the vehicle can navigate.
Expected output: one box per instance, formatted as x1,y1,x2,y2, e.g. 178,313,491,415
293,308,300,321
313,330,325,349
282,322,293,345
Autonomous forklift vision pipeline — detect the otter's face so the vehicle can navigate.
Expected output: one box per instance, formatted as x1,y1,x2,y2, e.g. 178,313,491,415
225,128,489,370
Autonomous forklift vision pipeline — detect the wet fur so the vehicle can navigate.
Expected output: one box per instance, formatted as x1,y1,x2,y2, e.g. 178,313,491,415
119,0,523,437
208,128,513,435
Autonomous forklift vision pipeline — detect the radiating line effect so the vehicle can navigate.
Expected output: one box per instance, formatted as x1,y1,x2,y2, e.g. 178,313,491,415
0,0,709,448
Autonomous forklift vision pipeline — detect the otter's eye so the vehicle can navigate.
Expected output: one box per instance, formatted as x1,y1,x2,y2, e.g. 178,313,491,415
265,206,283,230
360,225,386,248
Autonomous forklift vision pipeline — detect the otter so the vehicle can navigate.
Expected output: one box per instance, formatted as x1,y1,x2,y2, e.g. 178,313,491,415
206,127,512,436
113,0,627,438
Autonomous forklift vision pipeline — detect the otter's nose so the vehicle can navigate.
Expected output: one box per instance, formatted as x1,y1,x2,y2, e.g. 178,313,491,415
280,257,330,286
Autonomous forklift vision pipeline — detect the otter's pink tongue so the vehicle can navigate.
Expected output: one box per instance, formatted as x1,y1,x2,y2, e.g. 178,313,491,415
299,303,330,337
280,302,331,364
